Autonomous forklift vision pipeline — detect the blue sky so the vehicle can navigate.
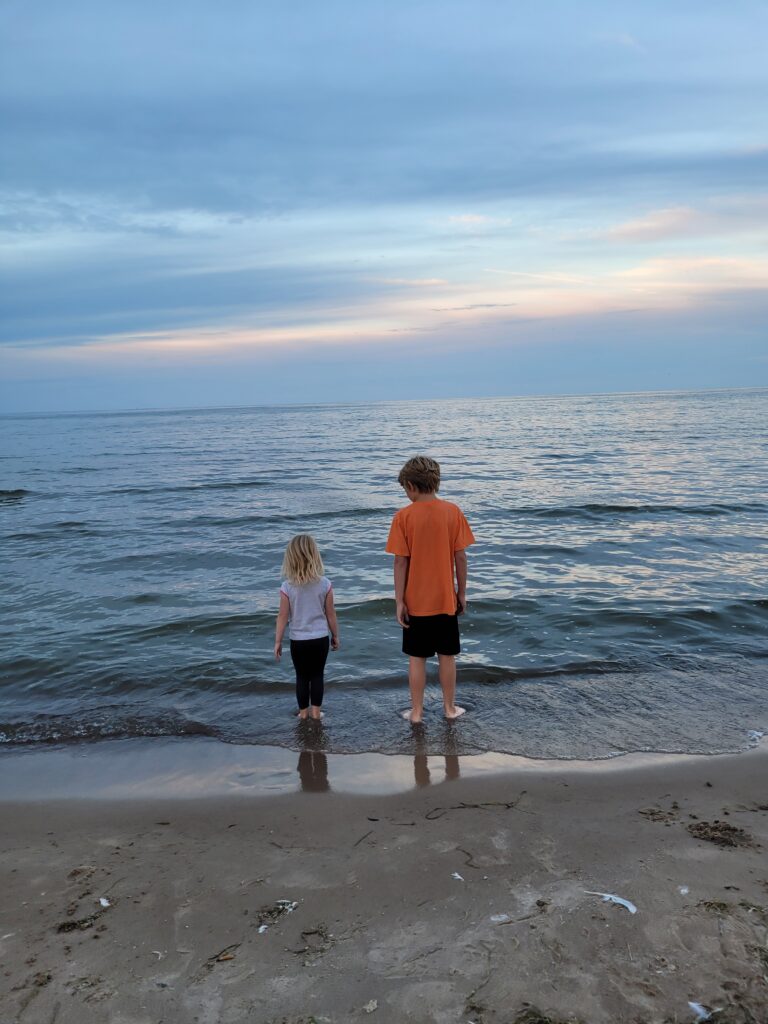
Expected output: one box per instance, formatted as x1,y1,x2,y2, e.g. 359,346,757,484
1,0,767,412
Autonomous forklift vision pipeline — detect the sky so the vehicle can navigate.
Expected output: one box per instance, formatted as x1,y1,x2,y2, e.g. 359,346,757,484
1,0,767,412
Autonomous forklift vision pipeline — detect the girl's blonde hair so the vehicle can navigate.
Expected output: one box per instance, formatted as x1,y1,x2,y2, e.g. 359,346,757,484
282,534,324,585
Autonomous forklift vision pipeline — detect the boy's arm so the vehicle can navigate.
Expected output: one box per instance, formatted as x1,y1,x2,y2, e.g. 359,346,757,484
394,555,410,628
454,549,468,614
325,588,340,650
275,592,290,659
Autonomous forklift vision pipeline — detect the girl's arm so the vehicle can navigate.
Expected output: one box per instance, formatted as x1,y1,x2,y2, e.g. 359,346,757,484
325,587,340,650
275,591,290,659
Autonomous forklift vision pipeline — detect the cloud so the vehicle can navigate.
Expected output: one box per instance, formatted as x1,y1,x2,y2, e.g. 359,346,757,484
598,195,768,241
602,206,702,241
596,32,647,55
6,247,766,369
378,278,450,288
2,0,767,408
3,2,767,215
432,303,517,311
615,255,768,290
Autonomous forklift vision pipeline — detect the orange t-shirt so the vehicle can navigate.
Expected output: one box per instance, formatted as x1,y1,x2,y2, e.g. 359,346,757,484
385,499,476,616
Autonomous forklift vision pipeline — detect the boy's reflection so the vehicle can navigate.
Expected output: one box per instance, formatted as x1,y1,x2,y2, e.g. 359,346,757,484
414,753,460,787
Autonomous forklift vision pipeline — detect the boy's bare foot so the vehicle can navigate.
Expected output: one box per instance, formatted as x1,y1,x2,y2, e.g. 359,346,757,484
401,709,423,724
444,706,466,720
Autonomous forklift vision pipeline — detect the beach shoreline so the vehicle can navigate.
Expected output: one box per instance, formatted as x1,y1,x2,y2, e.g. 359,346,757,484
0,734,766,802
1,741,767,1022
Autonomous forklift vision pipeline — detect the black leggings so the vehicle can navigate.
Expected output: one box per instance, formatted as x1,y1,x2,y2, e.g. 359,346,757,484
290,636,329,709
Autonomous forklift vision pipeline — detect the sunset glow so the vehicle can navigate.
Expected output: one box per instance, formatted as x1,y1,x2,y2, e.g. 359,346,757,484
1,2,766,410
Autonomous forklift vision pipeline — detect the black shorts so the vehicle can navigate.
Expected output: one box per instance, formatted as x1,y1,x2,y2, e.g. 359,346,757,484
402,614,460,658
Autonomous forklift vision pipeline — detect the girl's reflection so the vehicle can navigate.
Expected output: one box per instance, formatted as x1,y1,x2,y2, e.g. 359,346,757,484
297,749,330,792
295,720,330,792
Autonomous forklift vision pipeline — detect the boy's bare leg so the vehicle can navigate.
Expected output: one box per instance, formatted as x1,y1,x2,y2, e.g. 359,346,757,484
438,654,466,719
404,656,427,723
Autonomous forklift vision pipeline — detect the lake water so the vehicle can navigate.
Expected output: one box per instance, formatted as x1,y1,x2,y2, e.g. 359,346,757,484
2,389,767,759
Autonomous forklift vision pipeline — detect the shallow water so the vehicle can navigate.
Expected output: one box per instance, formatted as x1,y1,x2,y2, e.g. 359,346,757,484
2,389,767,757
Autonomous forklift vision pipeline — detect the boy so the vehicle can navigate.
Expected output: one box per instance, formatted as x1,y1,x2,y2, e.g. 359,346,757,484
385,455,475,723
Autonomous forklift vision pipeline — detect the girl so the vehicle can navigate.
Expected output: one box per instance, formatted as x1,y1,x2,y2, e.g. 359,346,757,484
275,534,339,720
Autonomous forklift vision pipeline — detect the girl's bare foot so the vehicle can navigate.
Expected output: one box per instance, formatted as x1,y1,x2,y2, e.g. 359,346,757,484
310,708,324,720
297,709,309,720
444,705,466,720
401,709,423,724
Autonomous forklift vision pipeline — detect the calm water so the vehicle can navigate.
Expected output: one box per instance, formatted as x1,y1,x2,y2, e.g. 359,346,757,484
2,390,767,759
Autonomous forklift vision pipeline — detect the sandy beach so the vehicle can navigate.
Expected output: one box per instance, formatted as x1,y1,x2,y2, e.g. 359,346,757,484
1,741,767,1024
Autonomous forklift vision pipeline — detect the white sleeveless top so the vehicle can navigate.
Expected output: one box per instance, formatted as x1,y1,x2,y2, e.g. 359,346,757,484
280,576,332,640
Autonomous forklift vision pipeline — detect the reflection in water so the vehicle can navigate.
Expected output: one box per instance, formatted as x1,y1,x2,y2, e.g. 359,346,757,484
297,750,330,792
293,717,464,793
295,720,331,792
414,753,430,787
414,754,460,786
412,723,461,786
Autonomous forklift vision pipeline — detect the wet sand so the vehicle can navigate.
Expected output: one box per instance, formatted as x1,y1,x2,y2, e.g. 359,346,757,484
1,742,767,1023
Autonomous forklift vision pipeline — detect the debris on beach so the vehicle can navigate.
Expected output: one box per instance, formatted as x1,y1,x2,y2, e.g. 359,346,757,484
256,899,298,933
687,819,753,848
639,805,678,824
584,891,637,914
202,943,240,970
688,1001,720,1022
98,897,111,908
362,999,378,1013
697,899,730,915
678,885,690,895
490,913,512,924
57,907,108,932
290,923,334,965
451,872,464,881
511,1005,577,1024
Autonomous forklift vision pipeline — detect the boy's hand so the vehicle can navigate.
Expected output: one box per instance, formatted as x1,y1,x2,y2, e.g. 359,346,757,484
331,634,340,651
396,601,410,628
274,641,282,660
456,593,467,615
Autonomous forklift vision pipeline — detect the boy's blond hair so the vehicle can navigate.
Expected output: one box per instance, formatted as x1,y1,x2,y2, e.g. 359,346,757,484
282,534,324,585
398,455,441,494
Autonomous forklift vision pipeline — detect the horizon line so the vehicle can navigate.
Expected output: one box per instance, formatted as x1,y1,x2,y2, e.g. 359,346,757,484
2,384,766,419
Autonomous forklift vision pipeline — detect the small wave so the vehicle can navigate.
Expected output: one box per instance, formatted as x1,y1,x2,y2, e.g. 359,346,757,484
93,595,768,644
517,501,766,519
0,710,216,747
7,520,99,540
121,611,267,640
113,479,271,496
175,506,391,529
503,543,581,556
535,453,592,462
0,488,30,502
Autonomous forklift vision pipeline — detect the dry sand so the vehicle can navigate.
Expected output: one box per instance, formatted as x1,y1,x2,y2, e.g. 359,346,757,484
1,743,767,1024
